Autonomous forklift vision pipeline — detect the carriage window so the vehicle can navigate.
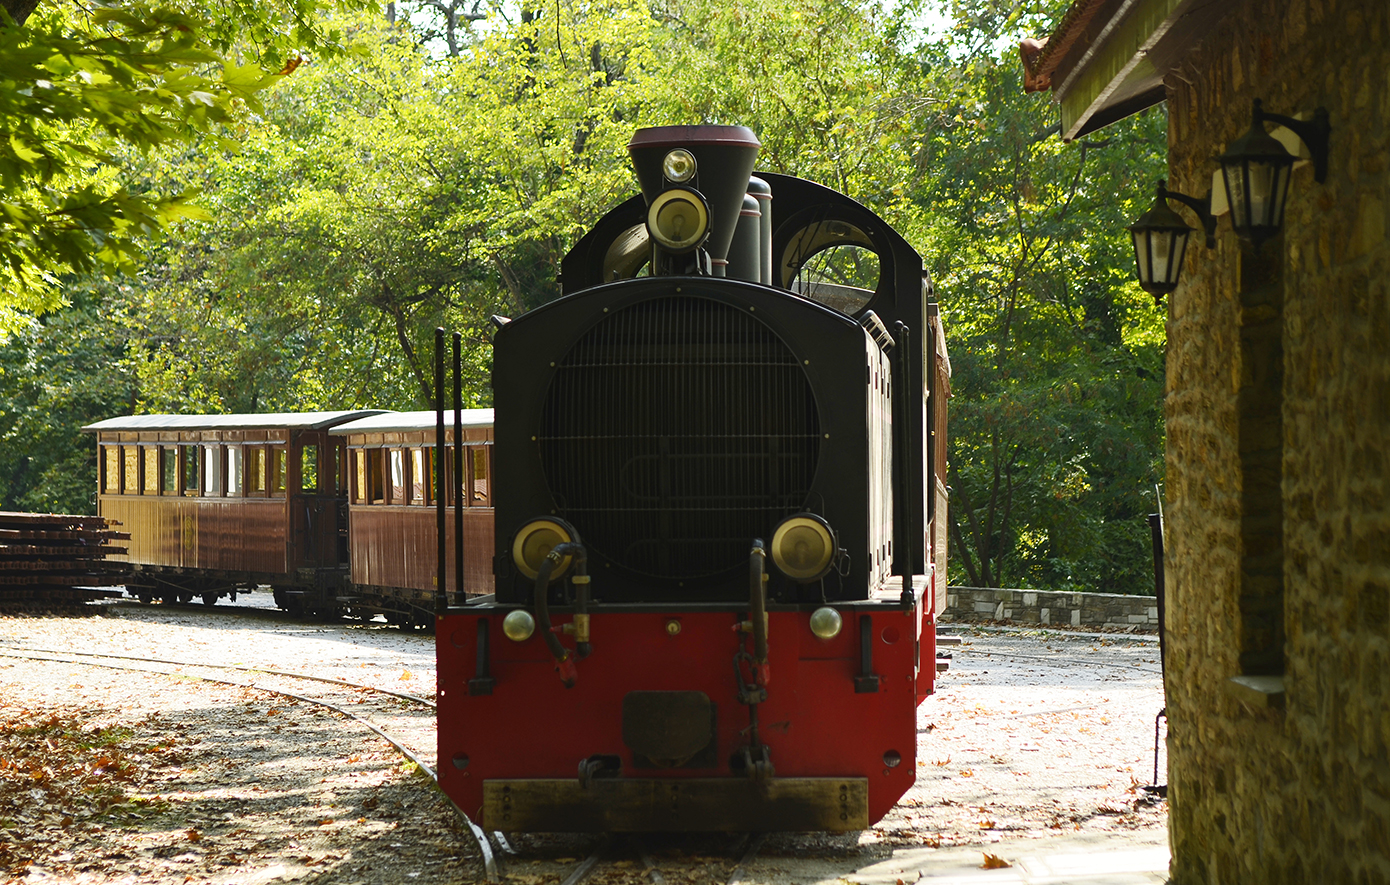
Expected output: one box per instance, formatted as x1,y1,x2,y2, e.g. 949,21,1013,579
390,449,406,504
204,445,223,495
103,447,120,493
300,444,319,493
271,447,286,495
367,449,385,503
142,447,159,494
228,447,244,495
161,447,178,493
123,446,139,494
472,446,490,506
182,446,199,495
353,450,366,503
411,449,427,505
246,447,265,494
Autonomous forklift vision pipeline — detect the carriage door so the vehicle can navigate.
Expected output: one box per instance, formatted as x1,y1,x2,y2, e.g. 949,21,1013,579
289,431,339,570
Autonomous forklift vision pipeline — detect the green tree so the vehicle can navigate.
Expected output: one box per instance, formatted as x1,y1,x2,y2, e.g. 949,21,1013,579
0,0,367,316
918,14,1168,592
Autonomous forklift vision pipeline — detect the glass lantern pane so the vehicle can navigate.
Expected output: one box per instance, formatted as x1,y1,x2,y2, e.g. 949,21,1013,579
1248,161,1278,227
1132,231,1152,283
1224,166,1248,229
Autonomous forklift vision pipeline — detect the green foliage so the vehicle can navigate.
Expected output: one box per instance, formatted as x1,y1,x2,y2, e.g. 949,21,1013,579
918,16,1168,593
0,277,136,513
0,0,372,314
1,0,1170,593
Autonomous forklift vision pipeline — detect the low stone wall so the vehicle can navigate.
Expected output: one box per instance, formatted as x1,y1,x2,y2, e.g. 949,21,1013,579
942,586,1159,631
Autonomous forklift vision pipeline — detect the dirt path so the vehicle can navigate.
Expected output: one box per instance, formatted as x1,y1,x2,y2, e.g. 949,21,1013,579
0,603,1167,883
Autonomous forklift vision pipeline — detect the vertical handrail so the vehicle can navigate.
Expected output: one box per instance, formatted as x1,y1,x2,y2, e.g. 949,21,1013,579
453,332,465,604
434,328,447,614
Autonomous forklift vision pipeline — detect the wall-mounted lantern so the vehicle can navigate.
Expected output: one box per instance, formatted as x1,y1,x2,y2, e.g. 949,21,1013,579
1128,100,1331,300
1127,180,1216,303
1218,100,1330,248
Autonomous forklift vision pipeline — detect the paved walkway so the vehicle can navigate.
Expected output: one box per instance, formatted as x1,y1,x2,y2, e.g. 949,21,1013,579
849,830,1169,884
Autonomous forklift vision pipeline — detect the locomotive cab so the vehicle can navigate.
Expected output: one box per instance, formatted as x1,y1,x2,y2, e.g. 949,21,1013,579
436,125,950,833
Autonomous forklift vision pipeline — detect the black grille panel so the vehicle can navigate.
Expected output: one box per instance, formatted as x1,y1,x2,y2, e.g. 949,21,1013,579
539,297,820,580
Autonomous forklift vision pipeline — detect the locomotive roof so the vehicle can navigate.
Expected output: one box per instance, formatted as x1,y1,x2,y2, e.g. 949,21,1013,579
328,409,494,435
82,410,389,433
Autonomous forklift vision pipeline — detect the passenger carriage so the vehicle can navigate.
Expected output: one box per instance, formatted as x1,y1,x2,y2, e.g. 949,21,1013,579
83,411,383,608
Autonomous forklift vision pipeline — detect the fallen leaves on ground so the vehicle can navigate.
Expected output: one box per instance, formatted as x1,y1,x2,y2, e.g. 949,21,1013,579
981,852,1011,869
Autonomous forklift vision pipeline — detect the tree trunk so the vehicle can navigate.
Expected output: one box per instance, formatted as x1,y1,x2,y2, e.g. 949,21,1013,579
2,0,42,26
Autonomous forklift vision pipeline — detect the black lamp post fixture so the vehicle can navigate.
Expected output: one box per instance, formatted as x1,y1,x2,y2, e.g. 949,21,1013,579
1218,99,1331,248
1127,179,1216,304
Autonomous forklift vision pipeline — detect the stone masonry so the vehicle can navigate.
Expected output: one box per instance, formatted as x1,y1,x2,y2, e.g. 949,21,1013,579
942,586,1159,631
1160,0,1390,882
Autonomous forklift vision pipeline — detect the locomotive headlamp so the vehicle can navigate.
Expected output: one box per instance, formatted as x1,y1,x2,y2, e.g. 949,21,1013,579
808,606,843,640
502,609,536,641
662,149,697,183
647,188,710,253
511,518,576,581
770,513,837,582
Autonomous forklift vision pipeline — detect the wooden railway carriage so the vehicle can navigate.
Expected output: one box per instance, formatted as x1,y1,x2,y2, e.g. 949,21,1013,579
83,411,383,607
330,410,495,622
435,126,950,833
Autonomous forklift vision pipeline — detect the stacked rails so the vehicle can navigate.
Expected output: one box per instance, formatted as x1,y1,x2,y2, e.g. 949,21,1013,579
0,512,130,608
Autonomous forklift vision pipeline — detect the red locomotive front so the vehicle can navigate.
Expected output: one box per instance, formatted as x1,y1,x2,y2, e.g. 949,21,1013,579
434,125,949,832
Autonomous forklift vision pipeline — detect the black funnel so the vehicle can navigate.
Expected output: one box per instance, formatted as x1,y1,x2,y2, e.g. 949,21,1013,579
628,126,761,264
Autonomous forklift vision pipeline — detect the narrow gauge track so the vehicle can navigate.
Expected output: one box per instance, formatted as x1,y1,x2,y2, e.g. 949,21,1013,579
0,643,775,884
518,831,769,885
0,643,503,880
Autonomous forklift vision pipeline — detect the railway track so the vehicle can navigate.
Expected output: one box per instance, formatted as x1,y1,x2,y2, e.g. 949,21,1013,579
0,642,781,884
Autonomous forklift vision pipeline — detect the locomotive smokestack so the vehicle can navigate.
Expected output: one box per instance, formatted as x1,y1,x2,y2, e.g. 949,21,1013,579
628,125,761,269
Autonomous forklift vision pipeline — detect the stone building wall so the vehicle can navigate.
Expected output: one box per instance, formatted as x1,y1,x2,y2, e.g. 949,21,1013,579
1161,0,1390,881
942,587,1159,630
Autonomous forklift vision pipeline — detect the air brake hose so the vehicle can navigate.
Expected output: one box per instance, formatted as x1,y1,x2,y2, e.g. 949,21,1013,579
534,541,588,687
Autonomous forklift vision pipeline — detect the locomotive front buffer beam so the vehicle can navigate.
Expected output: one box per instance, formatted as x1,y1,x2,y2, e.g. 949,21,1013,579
482,776,869,833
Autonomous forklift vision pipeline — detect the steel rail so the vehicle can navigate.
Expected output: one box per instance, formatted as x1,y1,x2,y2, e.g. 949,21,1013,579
0,647,500,882
0,641,436,706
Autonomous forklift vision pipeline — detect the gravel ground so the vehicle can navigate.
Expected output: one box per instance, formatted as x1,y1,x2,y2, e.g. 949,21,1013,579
0,598,1167,883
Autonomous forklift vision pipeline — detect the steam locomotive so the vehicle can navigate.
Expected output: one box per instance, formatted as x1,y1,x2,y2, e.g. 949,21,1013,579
435,125,950,832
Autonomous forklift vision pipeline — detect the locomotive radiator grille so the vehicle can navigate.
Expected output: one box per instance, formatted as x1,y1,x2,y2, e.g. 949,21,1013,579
539,296,820,581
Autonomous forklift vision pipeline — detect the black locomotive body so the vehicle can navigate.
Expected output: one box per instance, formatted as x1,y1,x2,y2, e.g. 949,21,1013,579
439,124,949,832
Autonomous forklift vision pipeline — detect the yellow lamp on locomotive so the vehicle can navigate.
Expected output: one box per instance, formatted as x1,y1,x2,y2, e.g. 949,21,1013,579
647,188,710,253
502,609,536,641
662,149,698,183
511,518,576,581
770,513,837,582
808,606,843,640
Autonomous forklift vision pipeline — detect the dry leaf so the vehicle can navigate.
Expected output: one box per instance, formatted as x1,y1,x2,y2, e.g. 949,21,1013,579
981,853,1011,869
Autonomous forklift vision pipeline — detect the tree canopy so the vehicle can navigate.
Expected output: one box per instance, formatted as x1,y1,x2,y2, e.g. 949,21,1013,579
0,0,1171,594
